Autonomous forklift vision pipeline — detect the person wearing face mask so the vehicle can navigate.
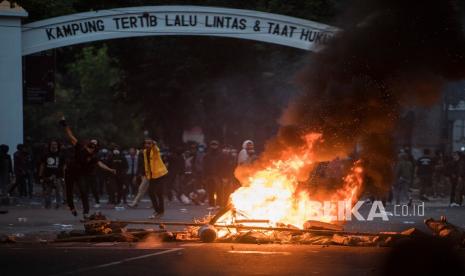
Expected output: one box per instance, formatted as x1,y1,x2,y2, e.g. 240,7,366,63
38,140,65,209
60,116,116,219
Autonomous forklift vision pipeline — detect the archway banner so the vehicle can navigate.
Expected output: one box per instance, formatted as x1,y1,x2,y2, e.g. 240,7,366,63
22,6,338,55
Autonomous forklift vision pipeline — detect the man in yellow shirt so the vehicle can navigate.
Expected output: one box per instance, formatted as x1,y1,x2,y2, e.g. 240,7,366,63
139,138,168,219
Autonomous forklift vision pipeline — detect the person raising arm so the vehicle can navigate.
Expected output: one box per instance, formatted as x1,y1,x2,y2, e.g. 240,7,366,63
61,116,115,174
60,116,115,219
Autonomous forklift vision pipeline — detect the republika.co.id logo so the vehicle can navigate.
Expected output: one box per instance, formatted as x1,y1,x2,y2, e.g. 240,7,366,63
306,200,425,221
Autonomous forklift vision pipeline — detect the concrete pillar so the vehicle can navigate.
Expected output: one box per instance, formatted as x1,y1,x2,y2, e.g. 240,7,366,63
0,1,27,153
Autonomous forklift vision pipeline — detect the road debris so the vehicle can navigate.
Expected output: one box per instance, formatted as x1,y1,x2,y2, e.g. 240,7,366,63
36,212,465,248
424,216,465,246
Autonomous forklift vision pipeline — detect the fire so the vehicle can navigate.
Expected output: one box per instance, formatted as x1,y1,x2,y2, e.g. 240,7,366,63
215,133,364,230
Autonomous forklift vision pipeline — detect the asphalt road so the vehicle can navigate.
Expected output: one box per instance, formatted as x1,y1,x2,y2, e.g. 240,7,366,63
3,240,465,276
2,196,465,236
0,242,389,276
1,197,465,275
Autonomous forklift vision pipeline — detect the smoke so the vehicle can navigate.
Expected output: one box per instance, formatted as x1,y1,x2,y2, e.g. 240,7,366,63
135,233,164,249
277,0,465,194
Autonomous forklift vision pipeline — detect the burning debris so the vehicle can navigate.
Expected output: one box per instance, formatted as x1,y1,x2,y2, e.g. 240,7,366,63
182,215,465,247
31,211,463,248
217,133,364,233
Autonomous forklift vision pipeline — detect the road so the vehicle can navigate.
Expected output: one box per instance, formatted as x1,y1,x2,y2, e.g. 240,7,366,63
1,196,465,236
0,242,388,275
1,197,465,275
2,240,465,276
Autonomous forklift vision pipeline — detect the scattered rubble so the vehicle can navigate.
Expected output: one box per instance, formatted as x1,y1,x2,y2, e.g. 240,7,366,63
424,216,465,246
304,220,344,231
3,211,464,248
54,213,152,242
180,216,465,247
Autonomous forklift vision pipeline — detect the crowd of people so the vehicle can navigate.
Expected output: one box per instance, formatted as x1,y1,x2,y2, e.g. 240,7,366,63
392,148,465,207
0,118,258,220
2,118,465,220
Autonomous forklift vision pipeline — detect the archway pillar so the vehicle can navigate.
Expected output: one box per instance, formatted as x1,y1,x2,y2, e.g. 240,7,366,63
0,1,27,152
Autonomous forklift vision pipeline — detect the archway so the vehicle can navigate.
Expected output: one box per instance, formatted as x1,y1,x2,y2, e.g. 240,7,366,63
0,3,337,150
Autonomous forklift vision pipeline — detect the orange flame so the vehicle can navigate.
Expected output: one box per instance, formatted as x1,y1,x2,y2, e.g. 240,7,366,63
216,133,363,230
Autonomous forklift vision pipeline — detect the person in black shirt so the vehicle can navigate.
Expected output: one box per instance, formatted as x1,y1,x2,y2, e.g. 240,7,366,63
106,148,128,205
0,144,12,196
446,151,465,206
203,140,228,207
60,117,115,219
38,140,65,209
416,148,435,201
164,147,184,202
11,144,28,197
88,139,101,208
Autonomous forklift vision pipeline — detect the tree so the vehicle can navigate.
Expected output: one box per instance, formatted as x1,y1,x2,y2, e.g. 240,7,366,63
25,46,143,147
22,0,340,149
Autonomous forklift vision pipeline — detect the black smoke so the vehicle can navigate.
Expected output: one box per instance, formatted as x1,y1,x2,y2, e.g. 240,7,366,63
281,0,465,194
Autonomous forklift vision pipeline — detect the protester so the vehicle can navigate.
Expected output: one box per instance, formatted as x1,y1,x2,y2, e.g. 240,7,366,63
188,141,204,182
60,117,116,219
23,138,35,198
446,151,465,207
88,139,101,208
62,143,75,206
128,145,149,208
237,140,255,165
125,147,139,198
433,150,446,198
107,148,128,205
163,147,183,202
393,152,413,205
223,145,238,177
38,140,65,209
203,140,228,207
95,147,109,205
11,144,29,197
221,146,239,202
139,138,168,219
178,142,205,205
416,148,435,201
0,144,12,196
